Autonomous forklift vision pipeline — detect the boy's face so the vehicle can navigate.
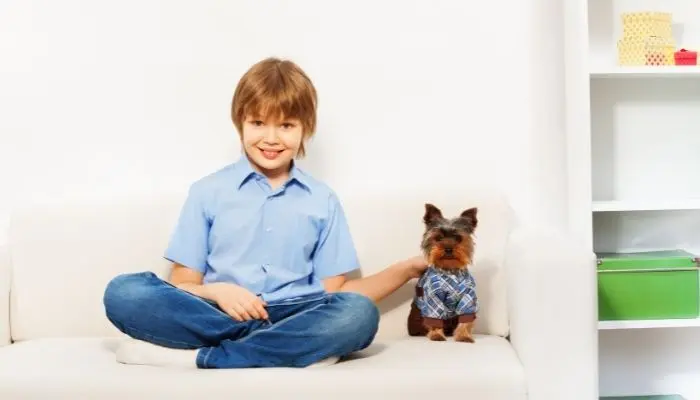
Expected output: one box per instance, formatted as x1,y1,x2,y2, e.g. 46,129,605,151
242,115,304,176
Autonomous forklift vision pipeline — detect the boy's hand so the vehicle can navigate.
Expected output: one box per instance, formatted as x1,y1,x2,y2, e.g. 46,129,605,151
401,255,429,279
207,282,269,322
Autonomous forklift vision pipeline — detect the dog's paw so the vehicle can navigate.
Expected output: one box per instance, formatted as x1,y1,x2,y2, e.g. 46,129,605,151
454,333,475,343
427,328,446,341
454,322,475,343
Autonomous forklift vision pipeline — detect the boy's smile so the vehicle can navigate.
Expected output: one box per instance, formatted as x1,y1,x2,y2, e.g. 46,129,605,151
259,148,283,160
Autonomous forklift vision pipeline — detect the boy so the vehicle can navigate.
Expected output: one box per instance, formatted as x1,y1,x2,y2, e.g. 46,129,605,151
103,57,428,369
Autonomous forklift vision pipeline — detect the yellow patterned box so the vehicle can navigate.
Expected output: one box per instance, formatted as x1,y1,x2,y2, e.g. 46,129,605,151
621,12,673,39
618,36,675,66
618,11,675,65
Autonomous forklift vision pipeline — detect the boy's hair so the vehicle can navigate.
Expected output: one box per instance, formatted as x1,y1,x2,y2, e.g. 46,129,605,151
231,57,318,158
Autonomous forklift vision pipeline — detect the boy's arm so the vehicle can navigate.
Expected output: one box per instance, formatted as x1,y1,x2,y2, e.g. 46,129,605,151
323,256,427,303
315,192,429,303
168,263,217,302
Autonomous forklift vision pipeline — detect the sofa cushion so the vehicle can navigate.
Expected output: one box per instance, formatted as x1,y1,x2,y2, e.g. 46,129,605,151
0,335,526,399
8,185,513,341
9,193,184,342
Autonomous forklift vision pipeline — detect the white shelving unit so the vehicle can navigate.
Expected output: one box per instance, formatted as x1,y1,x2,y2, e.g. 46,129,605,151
591,66,700,78
598,317,700,330
565,0,700,398
593,199,700,212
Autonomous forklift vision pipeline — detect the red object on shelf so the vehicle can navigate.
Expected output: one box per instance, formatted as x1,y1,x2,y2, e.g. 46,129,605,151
674,49,698,65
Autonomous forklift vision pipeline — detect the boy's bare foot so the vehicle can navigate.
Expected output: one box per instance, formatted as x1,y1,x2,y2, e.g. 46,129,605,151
116,338,197,369
306,356,340,368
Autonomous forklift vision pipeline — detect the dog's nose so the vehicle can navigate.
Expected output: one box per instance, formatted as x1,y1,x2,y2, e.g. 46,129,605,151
444,247,453,255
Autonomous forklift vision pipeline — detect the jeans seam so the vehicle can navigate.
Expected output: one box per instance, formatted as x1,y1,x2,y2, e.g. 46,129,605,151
200,346,213,368
266,294,328,307
112,313,200,348
235,301,328,344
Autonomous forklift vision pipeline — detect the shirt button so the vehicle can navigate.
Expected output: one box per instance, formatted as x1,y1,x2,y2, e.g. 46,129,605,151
266,227,272,232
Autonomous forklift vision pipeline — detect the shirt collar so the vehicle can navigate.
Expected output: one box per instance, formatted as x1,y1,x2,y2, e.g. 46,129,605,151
288,162,312,191
232,155,311,192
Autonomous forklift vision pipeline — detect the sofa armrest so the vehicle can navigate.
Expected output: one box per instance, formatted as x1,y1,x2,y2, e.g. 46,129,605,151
0,245,10,346
505,227,598,400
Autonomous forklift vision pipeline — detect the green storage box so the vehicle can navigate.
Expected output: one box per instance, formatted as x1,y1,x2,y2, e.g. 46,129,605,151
597,250,699,321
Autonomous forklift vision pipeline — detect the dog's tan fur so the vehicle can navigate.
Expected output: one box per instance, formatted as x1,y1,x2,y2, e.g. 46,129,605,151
427,327,446,341
454,321,475,343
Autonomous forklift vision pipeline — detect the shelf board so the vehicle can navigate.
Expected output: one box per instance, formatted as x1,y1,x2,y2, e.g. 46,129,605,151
592,199,700,212
590,66,700,78
599,318,700,330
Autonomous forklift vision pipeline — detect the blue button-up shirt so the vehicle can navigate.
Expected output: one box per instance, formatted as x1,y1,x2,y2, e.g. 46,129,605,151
164,156,360,304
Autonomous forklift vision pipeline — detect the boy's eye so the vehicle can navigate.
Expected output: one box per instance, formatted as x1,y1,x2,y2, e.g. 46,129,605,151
281,122,295,129
251,120,264,126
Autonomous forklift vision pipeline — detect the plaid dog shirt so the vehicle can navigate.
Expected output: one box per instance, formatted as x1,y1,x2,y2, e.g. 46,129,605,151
415,265,478,320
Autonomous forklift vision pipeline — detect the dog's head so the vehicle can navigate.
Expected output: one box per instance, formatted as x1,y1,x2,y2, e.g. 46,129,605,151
420,203,477,271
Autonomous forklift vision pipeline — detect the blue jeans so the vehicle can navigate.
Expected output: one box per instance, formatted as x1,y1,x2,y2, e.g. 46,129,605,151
102,271,380,369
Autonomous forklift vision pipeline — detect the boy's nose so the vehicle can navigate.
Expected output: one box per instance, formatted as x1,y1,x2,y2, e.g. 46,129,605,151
262,127,280,142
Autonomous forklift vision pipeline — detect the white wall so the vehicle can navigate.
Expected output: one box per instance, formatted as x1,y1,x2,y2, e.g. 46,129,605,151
0,0,567,245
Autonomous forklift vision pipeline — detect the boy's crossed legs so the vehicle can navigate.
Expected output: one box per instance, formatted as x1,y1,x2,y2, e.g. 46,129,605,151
103,272,380,369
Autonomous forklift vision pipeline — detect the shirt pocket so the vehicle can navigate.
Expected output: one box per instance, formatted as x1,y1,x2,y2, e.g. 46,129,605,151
209,198,261,255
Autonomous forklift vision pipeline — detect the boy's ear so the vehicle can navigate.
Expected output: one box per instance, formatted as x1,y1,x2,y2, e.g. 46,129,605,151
460,207,478,230
423,203,443,226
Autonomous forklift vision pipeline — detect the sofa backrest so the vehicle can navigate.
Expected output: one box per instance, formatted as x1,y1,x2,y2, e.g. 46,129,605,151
7,184,513,342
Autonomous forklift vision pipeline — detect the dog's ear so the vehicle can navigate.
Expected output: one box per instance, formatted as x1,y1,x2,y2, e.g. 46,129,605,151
460,207,478,230
424,203,444,226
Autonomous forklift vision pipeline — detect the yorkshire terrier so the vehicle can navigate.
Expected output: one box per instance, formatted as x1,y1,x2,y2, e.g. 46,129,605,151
407,203,479,342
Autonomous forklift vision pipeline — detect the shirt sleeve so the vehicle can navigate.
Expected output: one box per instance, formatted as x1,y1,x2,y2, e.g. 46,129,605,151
457,274,479,315
312,192,360,279
163,183,211,273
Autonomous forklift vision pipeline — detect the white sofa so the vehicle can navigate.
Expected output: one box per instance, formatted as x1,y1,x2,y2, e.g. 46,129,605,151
0,186,598,399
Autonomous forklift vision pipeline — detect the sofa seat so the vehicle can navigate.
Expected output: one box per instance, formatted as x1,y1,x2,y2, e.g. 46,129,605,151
0,335,527,400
